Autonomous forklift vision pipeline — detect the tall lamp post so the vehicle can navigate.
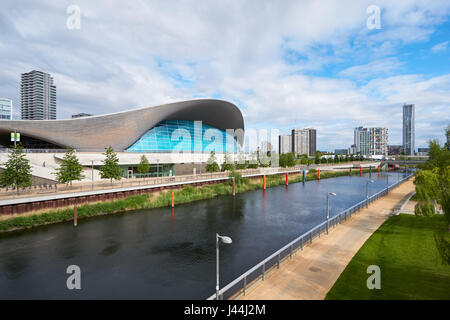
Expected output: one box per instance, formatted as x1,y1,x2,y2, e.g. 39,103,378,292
326,192,337,234
366,180,374,208
216,233,232,300
91,160,94,190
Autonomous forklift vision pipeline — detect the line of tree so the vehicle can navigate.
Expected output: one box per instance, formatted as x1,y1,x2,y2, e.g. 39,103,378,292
414,138,450,231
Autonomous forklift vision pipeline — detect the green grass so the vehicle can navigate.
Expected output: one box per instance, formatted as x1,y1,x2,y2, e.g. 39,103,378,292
0,168,380,233
326,214,450,300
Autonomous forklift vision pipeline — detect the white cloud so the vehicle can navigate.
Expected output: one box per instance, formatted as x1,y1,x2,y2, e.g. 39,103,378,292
0,0,449,151
431,41,449,53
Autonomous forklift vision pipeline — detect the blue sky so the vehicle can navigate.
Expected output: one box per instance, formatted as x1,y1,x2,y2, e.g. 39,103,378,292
0,0,449,151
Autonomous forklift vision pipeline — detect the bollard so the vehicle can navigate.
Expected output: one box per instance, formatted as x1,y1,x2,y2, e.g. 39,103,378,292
74,205,77,227
318,168,320,180
171,191,174,208
360,165,362,176
302,170,305,183
263,175,266,190
286,172,288,186
232,176,235,196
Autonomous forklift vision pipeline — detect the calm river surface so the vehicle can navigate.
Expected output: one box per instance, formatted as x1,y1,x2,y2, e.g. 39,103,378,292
0,171,406,299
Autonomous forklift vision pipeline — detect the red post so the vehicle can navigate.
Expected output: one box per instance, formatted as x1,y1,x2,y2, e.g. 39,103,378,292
74,205,77,227
360,165,362,176
318,168,320,180
392,164,395,171
232,176,235,196
171,191,174,208
378,165,380,176
263,175,266,190
285,172,289,186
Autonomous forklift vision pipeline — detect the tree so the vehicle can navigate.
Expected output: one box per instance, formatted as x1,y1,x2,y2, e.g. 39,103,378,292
54,147,85,187
444,124,450,151
0,144,32,193
137,155,150,176
206,151,220,172
221,153,234,171
314,151,322,164
414,140,450,230
100,146,122,184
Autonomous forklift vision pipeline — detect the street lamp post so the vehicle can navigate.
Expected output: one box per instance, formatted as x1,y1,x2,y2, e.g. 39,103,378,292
91,160,94,190
326,192,337,234
216,233,232,300
156,159,160,181
366,180,374,208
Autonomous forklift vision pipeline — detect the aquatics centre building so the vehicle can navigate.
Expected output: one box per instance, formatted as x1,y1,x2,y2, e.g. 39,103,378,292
0,99,245,178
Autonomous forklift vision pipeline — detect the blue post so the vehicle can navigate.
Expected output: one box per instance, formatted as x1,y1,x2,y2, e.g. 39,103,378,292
302,170,305,183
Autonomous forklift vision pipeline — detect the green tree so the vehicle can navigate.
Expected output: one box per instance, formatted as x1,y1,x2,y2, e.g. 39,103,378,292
314,151,322,164
54,148,85,187
137,155,150,176
415,140,450,230
285,152,296,167
206,151,220,172
0,144,32,193
221,153,234,171
100,146,122,184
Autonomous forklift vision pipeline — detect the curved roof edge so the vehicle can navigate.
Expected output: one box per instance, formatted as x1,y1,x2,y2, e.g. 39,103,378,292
0,99,244,152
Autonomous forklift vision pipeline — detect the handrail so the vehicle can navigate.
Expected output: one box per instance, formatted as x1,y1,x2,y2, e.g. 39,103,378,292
207,172,414,300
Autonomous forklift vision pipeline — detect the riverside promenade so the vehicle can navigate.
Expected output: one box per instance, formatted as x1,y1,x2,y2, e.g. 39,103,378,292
239,178,415,300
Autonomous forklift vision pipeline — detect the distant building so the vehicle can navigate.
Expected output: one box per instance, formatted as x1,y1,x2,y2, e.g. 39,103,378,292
354,127,388,156
388,145,403,155
260,141,273,155
417,148,429,156
403,104,415,155
306,128,317,156
278,134,292,154
291,128,316,156
0,98,12,120
292,129,309,156
72,113,93,119
21,70,56,120
335,149,348,155
348,144,357,155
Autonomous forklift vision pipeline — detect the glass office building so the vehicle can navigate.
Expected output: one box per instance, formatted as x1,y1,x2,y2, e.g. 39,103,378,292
0,98,12,120
126,120,240,153
403,104,415,155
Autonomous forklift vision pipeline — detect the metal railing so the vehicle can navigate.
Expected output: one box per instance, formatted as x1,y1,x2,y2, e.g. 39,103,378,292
207,172,414,300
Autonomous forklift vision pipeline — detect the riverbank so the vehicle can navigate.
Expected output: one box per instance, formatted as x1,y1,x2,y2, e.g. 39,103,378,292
0,167,380,233
239,178,416,300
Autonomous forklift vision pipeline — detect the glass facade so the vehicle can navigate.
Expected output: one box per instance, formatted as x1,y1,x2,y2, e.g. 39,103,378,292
126,120,239,153
0,98,12,120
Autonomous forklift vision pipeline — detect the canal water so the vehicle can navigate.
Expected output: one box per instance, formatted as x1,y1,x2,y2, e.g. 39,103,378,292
0,171,406,299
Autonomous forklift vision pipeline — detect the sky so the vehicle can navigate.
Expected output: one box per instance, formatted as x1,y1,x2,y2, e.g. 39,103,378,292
0,0,449,151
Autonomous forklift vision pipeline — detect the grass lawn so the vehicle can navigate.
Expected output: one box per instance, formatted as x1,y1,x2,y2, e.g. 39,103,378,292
326,214,450,300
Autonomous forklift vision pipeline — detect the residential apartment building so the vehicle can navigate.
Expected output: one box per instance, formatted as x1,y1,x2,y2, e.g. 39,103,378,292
21,70,56,120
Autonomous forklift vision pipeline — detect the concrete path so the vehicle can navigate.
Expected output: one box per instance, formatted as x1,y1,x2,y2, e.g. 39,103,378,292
239,178,416,300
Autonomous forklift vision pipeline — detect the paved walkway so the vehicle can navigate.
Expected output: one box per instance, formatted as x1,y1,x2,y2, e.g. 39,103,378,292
239,178,415,300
